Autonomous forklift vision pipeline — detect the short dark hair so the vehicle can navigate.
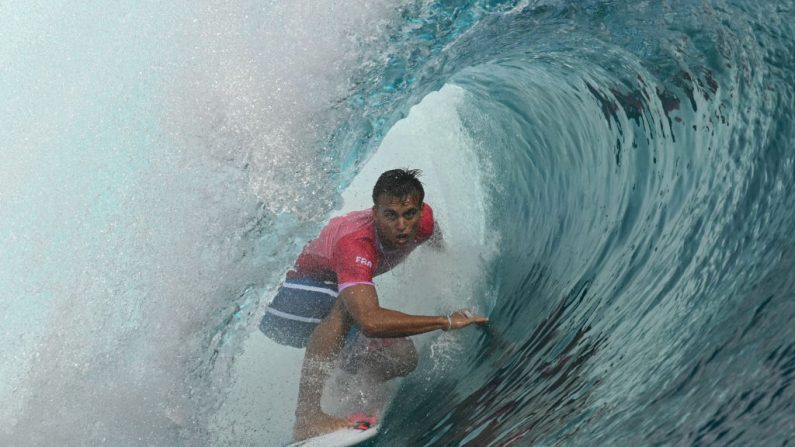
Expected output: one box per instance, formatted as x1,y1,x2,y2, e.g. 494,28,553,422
372,169,425,205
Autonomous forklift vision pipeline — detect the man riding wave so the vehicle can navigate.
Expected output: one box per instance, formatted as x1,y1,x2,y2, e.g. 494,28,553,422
259,168,489,441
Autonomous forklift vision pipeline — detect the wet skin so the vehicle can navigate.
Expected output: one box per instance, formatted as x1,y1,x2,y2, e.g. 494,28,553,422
372,194,423,249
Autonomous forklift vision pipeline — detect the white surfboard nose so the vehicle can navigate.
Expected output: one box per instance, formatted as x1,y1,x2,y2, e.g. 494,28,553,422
287,424,380,447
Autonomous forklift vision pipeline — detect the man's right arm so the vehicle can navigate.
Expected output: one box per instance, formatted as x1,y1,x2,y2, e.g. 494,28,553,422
341,284,488,338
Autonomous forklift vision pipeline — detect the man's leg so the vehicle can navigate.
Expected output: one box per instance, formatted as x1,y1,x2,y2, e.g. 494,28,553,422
341,335,418,382
293,298,353,441
362,338,418,381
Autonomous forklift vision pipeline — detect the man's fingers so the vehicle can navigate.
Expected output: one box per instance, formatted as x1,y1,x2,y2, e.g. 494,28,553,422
469,315,489,326
450,309,489,328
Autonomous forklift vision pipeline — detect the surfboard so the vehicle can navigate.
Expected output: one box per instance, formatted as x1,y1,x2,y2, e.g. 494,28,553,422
286,425,379,447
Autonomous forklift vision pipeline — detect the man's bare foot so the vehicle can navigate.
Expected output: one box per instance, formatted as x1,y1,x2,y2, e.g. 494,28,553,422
293,412,352,441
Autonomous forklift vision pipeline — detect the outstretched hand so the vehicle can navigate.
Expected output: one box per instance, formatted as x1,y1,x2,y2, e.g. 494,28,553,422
448,309,489,330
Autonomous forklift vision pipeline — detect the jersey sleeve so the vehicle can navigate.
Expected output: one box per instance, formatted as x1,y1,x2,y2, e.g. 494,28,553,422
333,237,377,290
416,203,435,242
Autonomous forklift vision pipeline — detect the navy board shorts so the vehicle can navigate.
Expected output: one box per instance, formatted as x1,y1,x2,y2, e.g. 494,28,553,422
259,277,339,348
259,277,408,359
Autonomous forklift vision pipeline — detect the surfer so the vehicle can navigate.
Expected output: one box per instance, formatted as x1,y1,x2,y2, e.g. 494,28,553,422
259,168,489,441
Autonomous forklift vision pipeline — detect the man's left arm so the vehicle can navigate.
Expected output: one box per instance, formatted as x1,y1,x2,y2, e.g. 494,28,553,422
341,284,486,338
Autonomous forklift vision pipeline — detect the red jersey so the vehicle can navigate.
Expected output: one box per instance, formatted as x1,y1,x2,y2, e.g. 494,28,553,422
289,203,435,290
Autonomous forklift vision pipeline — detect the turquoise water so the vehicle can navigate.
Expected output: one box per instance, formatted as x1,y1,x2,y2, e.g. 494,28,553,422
2,0,794,445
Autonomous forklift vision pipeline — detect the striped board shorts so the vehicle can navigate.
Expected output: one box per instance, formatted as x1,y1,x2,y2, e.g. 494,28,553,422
259,277,408,356
259,277,339,348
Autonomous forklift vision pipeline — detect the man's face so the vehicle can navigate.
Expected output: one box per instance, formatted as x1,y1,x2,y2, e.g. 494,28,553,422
373,194,423,250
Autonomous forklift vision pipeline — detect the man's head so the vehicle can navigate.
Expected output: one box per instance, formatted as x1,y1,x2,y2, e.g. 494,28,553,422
372,169,425,249
371,169,425,205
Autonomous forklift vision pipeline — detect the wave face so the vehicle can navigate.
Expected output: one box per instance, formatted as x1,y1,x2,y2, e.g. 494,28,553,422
375,1,795,446
3,0,795,445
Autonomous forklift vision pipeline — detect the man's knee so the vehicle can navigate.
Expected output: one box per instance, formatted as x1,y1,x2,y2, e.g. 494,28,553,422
373,338,418,378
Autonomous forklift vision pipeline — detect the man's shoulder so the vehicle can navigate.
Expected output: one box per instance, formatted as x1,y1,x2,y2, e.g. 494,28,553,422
332,217,378,281
332,210,376,255
328,208,372,231
418,202,435,239
336,225,376,253
322,209,372,240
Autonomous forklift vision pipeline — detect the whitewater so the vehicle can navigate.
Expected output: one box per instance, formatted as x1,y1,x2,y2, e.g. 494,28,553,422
2,0,794,445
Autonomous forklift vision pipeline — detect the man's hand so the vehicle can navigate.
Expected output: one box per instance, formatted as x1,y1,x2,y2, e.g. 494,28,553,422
448,309,489,330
